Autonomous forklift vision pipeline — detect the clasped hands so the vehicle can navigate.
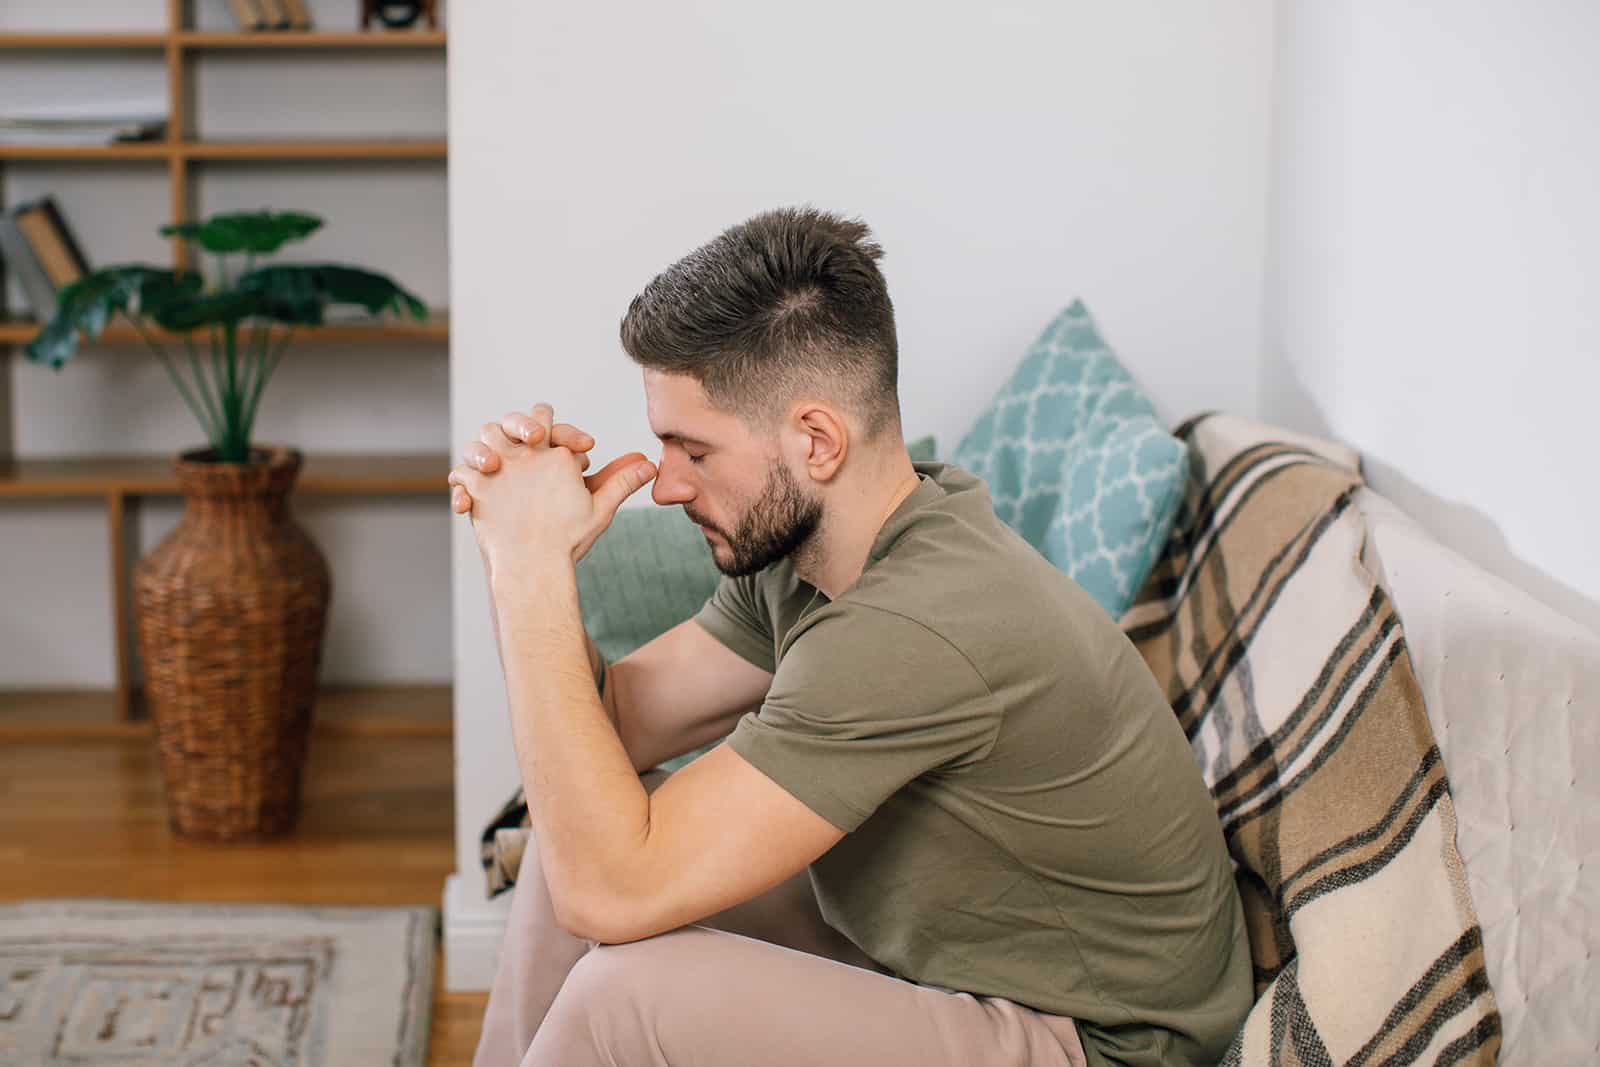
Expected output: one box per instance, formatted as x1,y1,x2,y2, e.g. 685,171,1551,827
447,402,657,578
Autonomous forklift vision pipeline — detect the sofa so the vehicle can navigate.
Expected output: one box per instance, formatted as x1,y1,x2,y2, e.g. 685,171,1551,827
478,306,1598,1064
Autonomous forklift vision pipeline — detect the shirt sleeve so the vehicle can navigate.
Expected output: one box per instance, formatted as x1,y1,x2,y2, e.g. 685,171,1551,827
727,605,1002,832
693,573,776,673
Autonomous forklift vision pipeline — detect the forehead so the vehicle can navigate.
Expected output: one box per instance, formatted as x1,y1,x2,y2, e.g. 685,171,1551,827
642,369,741,445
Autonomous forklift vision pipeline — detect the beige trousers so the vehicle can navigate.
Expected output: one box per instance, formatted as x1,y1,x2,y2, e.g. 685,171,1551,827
473,771,1089,1067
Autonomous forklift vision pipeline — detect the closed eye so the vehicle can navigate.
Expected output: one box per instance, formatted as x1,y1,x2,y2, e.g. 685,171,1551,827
687,453,706,465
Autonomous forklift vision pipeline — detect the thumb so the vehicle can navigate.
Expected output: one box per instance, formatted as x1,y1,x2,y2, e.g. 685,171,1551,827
588,453,657,518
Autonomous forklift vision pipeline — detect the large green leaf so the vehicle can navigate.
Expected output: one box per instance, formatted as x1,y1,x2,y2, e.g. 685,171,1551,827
236,264,429,325
150,288,264,332
24,266,204,369
158,210,323,255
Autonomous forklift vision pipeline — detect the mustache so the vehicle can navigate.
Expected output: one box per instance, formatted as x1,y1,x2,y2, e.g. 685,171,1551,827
683,508,718,534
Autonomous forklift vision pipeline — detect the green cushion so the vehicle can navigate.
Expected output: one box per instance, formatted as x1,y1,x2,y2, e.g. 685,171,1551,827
577,505,722,665
950,299,1187,619
578,506,724,773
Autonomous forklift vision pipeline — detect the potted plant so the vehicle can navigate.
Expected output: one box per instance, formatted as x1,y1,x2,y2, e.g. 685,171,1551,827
25,209,428,841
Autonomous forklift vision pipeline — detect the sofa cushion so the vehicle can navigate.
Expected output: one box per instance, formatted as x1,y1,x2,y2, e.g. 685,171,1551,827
1120,413,1500,1065
951,299,1186,618
576,504,722,665
1354,488,1600,1064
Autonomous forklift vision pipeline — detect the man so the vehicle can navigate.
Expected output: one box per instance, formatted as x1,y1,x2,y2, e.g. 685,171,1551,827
448,207,1252,1067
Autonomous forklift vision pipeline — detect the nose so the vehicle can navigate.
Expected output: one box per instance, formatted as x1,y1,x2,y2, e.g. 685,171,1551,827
650,450,695,507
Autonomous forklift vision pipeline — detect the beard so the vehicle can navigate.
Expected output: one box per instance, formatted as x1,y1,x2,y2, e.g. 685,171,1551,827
687,459,822,578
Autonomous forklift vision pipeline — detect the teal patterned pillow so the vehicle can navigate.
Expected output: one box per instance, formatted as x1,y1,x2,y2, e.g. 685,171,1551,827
951,299,1187,619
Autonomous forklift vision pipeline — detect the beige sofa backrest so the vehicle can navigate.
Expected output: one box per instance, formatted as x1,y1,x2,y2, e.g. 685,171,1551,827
1353,487,1600,1064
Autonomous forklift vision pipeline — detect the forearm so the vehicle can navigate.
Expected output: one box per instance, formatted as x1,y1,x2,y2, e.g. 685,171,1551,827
493,555,649,921
583,628,621,734
491,561,652,771
492,569,616,728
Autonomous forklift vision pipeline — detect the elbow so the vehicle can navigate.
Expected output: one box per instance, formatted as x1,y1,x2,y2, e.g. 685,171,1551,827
550,881,638,945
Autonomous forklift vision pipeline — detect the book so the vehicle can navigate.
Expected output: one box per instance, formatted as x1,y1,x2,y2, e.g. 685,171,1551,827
0,216,65,323
255,0,293,30
226,0,267,31
6,198,92,322
281,0,315,31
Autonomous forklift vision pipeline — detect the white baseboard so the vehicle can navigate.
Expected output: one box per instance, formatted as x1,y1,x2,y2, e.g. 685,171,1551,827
442,872,511,992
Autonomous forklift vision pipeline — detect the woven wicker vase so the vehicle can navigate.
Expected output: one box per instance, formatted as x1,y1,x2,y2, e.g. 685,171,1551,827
133,446,331,842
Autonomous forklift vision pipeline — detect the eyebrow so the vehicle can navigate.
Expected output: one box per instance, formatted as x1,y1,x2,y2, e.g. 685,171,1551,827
656,431,715,450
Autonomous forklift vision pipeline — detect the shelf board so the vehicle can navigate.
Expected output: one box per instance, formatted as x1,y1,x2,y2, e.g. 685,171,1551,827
0,142,174,161
179,30,447,50
184,138,447,160
0,683,452,741
0,139,446,161
0,451,449,498
0,310,449,345
0,30,446,50
0,32,169,49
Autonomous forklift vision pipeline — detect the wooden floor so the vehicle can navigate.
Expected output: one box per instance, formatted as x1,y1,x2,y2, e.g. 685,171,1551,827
0,721,489,1066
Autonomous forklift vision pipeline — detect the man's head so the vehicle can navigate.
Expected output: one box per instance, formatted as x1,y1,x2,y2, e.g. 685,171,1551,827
620,207,903,577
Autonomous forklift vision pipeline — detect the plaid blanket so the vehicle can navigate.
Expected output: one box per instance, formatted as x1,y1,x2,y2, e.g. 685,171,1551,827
1120,414,1501,1065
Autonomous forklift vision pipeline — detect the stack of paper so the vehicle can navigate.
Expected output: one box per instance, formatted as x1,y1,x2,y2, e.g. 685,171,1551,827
0,99,168,145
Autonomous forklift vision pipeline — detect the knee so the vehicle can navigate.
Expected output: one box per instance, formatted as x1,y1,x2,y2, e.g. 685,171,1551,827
550,935,695,1030
560,941,655,1010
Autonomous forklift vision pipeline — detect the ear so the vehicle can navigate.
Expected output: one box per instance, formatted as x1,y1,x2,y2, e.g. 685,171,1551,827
793,404,848,484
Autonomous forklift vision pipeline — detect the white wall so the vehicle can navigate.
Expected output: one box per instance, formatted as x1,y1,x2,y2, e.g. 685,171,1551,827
446,0,1277,987
0,0,452,688
1262,0,1600,635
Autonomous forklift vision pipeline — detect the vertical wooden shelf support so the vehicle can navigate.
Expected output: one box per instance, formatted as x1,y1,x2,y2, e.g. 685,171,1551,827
167,0,192,274
106,489,141,722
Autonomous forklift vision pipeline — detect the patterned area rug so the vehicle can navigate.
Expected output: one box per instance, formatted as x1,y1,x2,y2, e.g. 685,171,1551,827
0,899,436,1066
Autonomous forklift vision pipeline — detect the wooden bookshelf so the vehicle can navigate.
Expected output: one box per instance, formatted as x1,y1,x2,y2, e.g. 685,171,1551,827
0,1,452,732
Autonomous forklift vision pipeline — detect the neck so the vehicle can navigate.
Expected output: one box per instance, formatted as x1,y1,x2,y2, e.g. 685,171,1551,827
793,452,922,600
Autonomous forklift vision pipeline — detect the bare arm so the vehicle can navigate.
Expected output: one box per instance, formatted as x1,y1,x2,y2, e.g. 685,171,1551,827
598,618,774,774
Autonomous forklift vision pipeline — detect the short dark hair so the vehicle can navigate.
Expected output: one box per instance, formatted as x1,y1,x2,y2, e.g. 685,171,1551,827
619,206,901,441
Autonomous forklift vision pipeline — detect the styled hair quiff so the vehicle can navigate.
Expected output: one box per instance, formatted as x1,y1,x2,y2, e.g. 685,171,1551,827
619,206,901,441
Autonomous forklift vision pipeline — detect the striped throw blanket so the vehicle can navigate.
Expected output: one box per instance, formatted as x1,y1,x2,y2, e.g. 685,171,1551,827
1120,414,1501,1065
